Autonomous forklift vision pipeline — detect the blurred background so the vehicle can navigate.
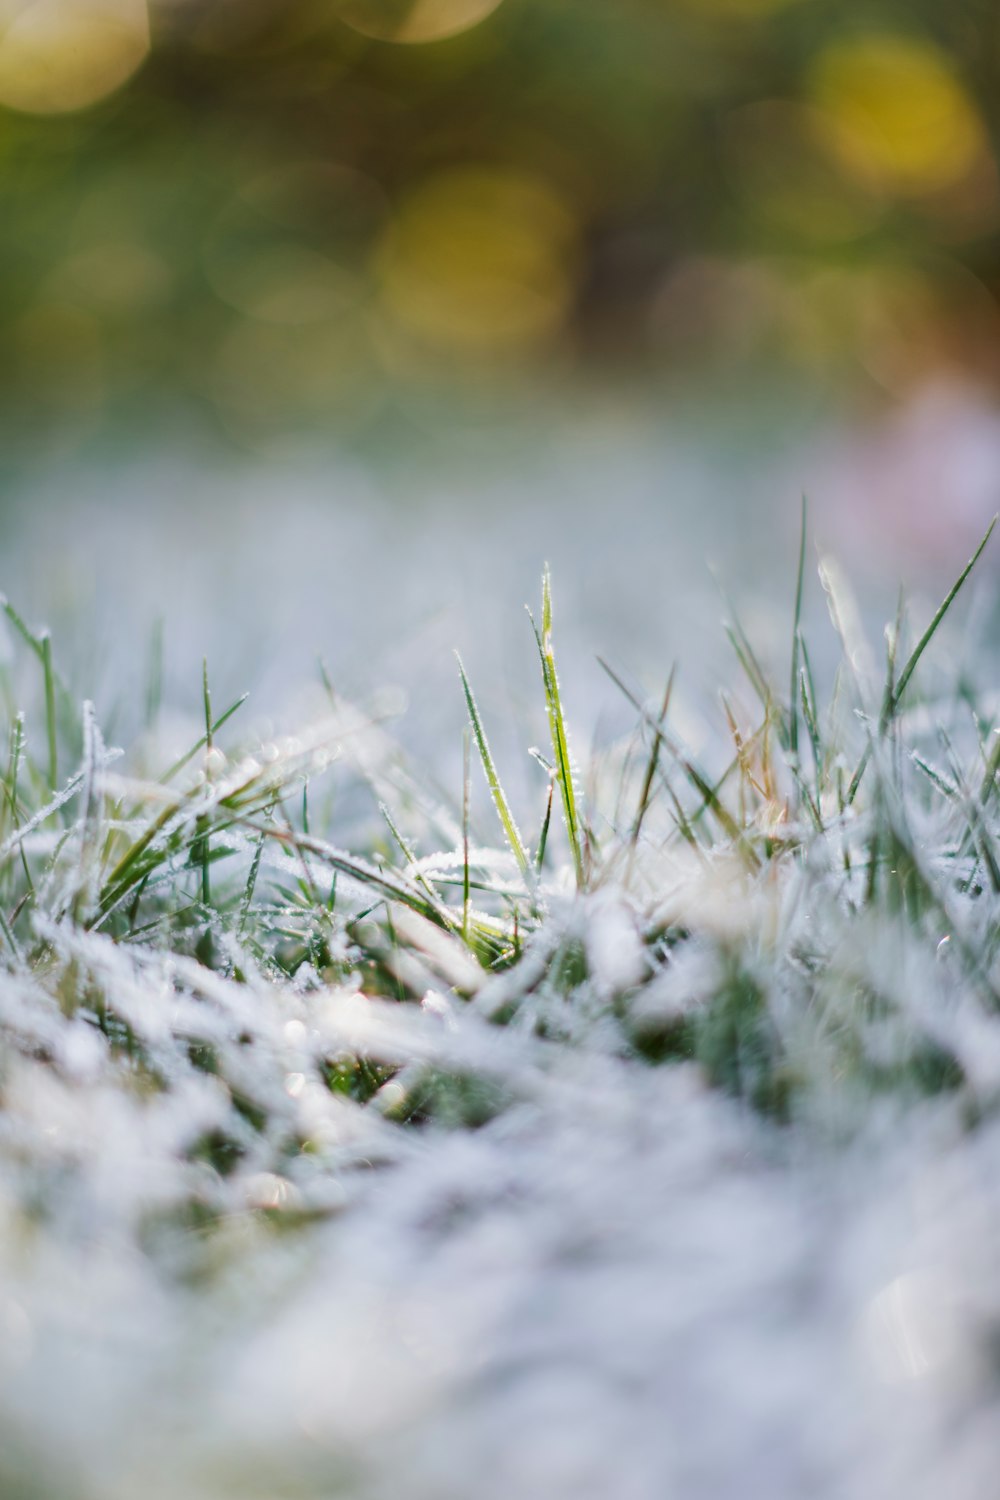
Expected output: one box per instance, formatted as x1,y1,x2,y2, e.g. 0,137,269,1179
2,0,1000,736
2,0,1000,445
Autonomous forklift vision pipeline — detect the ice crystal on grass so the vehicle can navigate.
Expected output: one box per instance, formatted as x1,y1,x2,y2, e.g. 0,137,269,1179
2,538,1000,1496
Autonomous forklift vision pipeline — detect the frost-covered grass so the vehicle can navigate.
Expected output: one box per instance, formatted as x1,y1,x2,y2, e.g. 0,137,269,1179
3,515,1000,1497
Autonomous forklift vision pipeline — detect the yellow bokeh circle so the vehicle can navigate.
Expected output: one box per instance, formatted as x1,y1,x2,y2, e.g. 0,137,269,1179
337,0,503,45
809,35,987,195
0,0,149,115
377,167,578,356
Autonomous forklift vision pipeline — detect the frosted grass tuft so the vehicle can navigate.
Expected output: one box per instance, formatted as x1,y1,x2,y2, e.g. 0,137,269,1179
0,536,999,1497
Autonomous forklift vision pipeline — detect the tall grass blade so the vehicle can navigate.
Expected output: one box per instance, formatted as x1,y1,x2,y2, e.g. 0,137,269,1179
41,633,57,793
631,668,674,855
789,496,807,760
455,653,530,881
197,660,214,914
146,618,163,729
379,799,448,918
1,601,60,792
462,728,471,944
847,515,996,804
158,693,248,785
598,657,747,850
529,567,585,889
535,779,554,876
712,567,771,717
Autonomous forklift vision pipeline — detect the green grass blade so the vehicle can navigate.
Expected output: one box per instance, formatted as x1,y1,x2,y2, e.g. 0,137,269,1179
1,598,45,663
0,771,88,877
631,668,674,853
238,821,268,940
158,693,249,785
530,568,585,889
712,568,771,718
789,496,807,760
41,633,57,793
97,796,183,919
202,658,214,753
379,799,450,920
146,618,163,729
197,660,214,917
597,656,747,850
798,657,821,774
462,728,471,943
0,900,22,963
6,714,35,901
255,824,453,927
455,653,530,881
847,515,996,804
535,779,554,876
723,624,770,717
1,601,60,792
911,751,958,799
980,726,1000,806
892,518,994,709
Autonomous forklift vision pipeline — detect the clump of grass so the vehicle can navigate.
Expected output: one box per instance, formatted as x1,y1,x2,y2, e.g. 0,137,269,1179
0,521,996,1267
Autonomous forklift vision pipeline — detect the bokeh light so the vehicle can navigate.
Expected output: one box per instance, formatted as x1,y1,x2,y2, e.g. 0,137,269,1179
0,0,995,451
336,0,504,45
0,0,149,114
376,168,578,356
809,35,988,196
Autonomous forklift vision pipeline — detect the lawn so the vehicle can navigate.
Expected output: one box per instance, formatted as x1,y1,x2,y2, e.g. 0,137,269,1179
1,512,999,1498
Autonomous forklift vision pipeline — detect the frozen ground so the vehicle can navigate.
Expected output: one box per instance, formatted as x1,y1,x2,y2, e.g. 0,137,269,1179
5,929,1000,1500
2,383,1000,1499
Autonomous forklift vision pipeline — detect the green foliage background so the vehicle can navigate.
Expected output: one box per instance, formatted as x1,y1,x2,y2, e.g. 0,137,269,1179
2,0,999,453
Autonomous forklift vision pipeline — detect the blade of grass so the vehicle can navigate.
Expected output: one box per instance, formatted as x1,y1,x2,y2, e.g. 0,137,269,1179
462,728,471,944
630,667,674,864
41,633,57,793
379,799,451,922
3,714,34,900
0,770,89,873
146,618,163,729
978,712,1000,806
798,636,822,778
1,601,60,792
97,794,185,919
535,779,554,877
529,567,585,889
847,516,996,804
317,657,336,707
0,903,22,964
72,701,103,922
202,660,213,755
711,567,771,720
255,823,455,928
197,660,213,915
911,751,958,799
789,496,807,761
158,693,248,785
598,656,748,852
723,625,770,718
455,653,530,881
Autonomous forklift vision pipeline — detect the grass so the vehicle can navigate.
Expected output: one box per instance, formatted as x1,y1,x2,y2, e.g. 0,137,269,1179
5,520,1000,1496
0,518,997,1249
